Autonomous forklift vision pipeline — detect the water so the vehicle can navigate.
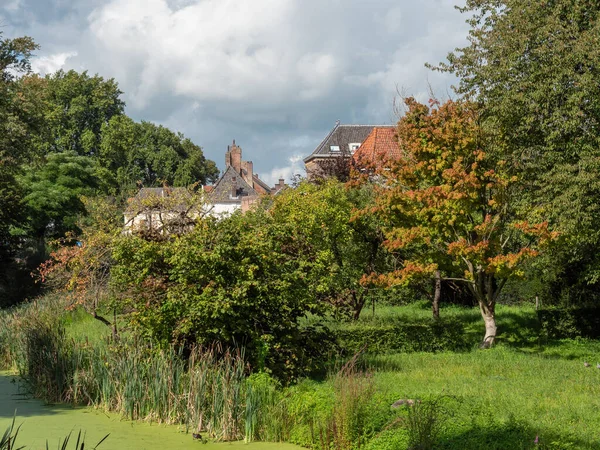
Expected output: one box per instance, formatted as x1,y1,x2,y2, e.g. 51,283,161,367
0,373,300,450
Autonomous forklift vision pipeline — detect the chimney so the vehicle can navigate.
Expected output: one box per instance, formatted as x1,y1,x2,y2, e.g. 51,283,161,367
229,139,242,173
241,160,254,187
231,176,237,198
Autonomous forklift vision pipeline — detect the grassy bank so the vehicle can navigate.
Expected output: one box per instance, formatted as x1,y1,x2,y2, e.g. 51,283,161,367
2,297,600,449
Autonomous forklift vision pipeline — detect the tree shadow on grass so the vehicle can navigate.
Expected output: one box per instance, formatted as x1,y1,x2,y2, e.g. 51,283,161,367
496,311,543,348
437,422,599,450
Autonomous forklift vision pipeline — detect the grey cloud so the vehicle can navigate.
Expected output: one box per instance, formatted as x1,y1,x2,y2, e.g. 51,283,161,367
1,0,470,184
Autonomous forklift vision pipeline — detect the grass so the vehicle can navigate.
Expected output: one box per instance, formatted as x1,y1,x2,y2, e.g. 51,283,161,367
4,296,600,449
365,346,600,448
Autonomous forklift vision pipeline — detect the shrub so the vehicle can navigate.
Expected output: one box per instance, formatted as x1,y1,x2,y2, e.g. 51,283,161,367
336,318,470,355
538,307,600,339
111,210,333,381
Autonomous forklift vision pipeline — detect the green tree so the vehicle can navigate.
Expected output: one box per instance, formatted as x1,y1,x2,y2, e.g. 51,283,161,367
0,32,44,304
32,70,125,157
434,0,600,304
270,179,390,320
99,116,219,193
20,151,101,241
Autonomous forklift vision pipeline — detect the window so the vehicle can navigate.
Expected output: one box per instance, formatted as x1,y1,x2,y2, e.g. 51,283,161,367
349,143,361,153
330,145,340,152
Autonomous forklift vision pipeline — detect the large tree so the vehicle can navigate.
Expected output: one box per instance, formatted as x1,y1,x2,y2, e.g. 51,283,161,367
270,179,390,320
367,98,556,347
0,33,45,303
434,0,600,303
99,116,219,192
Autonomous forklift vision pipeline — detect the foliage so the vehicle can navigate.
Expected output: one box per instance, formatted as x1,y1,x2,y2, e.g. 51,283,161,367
271,179,390,320
19,152,102,240
363,98,556,346
28,70,124,158
0,33,44,304
434,0,600,306
0,33,218,307
335,318,470,355
99,116,219,192
538,306,600,339
110,209,332,380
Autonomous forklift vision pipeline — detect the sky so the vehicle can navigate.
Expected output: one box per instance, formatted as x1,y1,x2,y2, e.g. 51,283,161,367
1,0,470,185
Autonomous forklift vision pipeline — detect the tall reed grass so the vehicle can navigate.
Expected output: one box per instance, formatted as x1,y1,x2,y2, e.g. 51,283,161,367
0,297,391,448
0,299,249,441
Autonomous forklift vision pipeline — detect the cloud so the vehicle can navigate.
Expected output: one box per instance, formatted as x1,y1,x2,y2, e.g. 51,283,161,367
2,0,23,12
31,51,77,75
260,154,305,186
3,0,471,175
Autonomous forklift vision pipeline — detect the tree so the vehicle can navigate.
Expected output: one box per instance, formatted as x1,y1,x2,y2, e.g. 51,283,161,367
433,0,600,304
270,179,390,320
31,70,125,157
19,151,101,242
99,116,219,193
111,210,330,380
0,33,45,304
366,98,556,347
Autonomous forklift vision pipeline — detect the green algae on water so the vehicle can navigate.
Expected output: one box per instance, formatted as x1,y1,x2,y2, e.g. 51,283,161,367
0,372,300,450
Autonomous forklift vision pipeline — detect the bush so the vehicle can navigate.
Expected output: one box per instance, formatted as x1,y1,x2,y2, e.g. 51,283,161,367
336,318,470,355
538,307,600,339
111,210,334,381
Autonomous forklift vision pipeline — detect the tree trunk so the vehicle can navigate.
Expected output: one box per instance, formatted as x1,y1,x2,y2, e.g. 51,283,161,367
432,270,441,320
352,291,366,321
479,303,497,349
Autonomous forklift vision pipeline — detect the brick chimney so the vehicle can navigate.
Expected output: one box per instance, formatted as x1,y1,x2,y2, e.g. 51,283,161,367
241,160,254,187
226,139,242,173
272,178,286,194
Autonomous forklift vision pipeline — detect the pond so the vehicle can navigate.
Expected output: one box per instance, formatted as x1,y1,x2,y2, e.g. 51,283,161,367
0,372,301,450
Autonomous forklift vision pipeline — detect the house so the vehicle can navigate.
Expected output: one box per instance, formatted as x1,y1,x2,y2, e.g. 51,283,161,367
303,122,394,179
124,140,286,232
352,127,400,171
123,186,201,235
207,140,285,215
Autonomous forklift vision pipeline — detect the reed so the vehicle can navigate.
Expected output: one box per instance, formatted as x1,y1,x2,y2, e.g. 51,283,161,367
5,317,249,441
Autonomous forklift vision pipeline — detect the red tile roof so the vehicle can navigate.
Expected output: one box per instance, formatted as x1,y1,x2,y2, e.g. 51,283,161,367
352,127,399,169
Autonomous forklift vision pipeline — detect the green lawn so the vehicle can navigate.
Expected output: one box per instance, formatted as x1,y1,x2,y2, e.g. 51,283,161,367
291,302,600,449
37,301,600,448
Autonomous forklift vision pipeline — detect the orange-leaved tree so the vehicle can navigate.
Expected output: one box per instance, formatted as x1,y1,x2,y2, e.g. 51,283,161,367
363,98,557,347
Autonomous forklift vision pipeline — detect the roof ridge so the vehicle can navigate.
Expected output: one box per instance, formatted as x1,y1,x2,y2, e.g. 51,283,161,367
337,124,394,127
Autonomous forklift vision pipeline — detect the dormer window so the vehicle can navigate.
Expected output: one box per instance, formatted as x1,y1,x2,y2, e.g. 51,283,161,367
330,145,340,152
349,143,361,153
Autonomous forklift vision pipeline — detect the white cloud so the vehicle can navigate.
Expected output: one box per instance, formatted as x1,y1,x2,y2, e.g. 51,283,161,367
87,0,343,108
7,0,470,175
31,51,77,75
3,0,23,12
260,154,305,186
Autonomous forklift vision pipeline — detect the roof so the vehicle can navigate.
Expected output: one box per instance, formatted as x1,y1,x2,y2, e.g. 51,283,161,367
303,123,394,163
252,174,272,193
209,166,258,203
352,127,400,168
